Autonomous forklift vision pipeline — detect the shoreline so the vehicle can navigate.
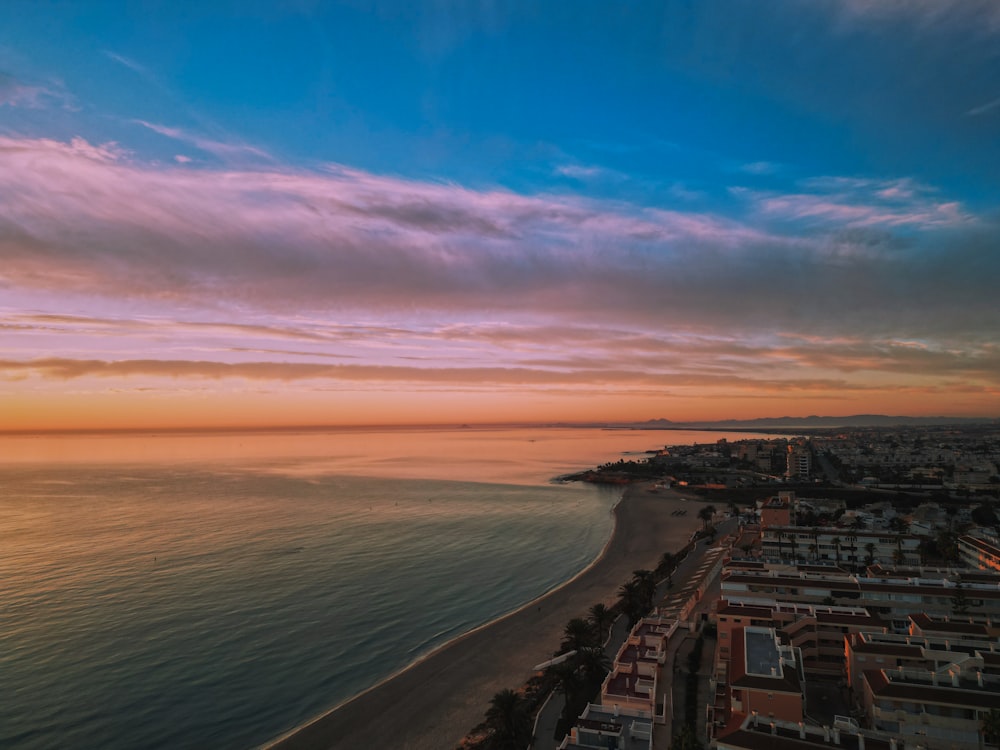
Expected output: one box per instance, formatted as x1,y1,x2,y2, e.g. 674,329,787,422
264,483,702,750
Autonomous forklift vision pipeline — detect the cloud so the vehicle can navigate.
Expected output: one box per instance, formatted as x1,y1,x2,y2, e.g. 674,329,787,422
0,134,996,354
740,161,781,175
967,97,1000,117
833,0,1000,33
0,356,914,395
0,72,67,109
132,120,273,162
735,176,973,230
103,50,153,76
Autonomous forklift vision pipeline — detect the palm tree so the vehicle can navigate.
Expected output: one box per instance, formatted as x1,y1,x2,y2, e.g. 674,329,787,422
632,569,657,613
588,603,614,644
548,659,583,703
864,542,876,567
809,542,819,561
789,534,799,562
562,617,596,653
832,536,843,568
775,529,787,560
697,504,716,531
485,688,532,749
657,551,677,587
847,534,859,571
952,581,971,616
981,707,1000,749
618,578,645,628
576,645,612,685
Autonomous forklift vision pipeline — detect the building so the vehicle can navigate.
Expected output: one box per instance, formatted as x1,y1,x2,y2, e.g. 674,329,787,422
717,714,900,750
717,599,885,680
760,493,794,530
958,534,1000,572
599,617,674,720
556,703,653,750
713,625,804,733
859,663,1000,750
759,527,921,567
845,628,1000,697
720,567,1000,623
786,444,812,480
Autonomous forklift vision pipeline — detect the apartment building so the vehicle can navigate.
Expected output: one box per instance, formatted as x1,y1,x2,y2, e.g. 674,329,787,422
958,534,1000,572
717,599,886,679
759,527,921,567
556,703,653,750
717,715,899,750
859,664,1000,750
599,617,674,720
720,568,1000,623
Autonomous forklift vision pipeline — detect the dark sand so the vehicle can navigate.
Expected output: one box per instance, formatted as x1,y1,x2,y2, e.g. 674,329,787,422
266,485,701,750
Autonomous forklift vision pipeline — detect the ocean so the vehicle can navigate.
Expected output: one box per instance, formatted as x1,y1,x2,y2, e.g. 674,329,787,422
0,427,761,749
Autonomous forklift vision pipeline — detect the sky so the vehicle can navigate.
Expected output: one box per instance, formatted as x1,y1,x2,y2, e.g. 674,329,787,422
1,0,999,430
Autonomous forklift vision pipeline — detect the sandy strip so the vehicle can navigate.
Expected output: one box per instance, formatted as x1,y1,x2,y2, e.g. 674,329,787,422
265,484,702,750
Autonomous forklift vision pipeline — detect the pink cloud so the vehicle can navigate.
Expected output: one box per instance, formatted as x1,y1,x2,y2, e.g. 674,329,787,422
1,133,997,382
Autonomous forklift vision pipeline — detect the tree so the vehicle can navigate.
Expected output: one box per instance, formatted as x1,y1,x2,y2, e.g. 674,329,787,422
588,603,614,644
698,504,716,531
982,708,1000,748
576,645,611,685
618,579,646,628
952,581,971,616
864,542,876,567
937,530,960,562
671,723,705,750
485,689,532,749
562,617,596,653
631,569,657,614
832,536,843,568
657,551,677,587
775,529,787,560
847,535,859,571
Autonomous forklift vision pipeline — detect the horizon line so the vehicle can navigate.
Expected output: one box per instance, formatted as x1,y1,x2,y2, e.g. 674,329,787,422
3,414,996,437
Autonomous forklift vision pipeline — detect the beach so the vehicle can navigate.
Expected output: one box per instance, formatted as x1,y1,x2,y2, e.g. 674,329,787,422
266,484,703,750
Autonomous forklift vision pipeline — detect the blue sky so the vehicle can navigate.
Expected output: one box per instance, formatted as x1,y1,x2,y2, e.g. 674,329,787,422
1,1,999,428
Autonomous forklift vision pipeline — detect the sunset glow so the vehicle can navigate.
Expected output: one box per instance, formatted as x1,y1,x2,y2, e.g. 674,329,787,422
2,2,999,430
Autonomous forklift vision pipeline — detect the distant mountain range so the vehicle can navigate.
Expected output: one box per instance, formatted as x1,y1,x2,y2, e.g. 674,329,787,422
625,415,999,429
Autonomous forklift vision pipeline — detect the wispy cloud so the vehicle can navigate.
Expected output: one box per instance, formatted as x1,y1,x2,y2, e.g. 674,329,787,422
132,120,273,162
967,97,1000,117
832,0,1000,33
735,175,973,230
0,71,68,109
740,161,781,175
102,50,152,76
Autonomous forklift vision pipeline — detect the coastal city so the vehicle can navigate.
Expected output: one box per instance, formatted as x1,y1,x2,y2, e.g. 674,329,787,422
462,424,1000,750
6,3,1000,749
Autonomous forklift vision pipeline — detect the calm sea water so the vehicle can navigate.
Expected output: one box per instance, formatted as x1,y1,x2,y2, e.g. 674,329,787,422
0,427,761,749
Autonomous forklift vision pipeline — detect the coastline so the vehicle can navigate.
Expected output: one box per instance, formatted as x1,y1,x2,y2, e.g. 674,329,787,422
264,483,702,750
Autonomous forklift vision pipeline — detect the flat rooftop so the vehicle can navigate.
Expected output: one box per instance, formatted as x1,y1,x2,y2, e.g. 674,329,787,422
745,628,782,677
